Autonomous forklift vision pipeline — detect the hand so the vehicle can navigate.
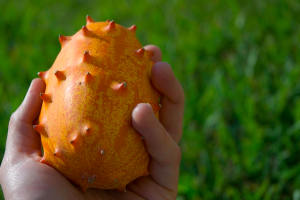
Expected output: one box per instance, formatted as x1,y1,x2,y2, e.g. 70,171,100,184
0,45,184,200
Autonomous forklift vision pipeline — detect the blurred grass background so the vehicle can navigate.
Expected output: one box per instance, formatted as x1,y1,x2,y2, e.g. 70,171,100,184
1,0,300,199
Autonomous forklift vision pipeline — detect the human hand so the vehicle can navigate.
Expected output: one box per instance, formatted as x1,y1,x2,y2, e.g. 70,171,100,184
0,45,184,200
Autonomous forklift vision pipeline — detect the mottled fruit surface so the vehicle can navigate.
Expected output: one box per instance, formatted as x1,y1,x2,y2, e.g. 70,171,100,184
35,16,161,192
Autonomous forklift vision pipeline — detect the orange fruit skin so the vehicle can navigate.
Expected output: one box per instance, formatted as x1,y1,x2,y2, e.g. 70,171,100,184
36,19,161,192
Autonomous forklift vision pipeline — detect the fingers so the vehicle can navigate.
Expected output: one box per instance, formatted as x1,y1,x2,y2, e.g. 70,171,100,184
151,62,185,143
144,45,162,63
132,103,181,191
144,45,184,143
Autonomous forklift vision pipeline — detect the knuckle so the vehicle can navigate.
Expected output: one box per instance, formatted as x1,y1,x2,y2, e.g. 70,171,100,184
173,144,182,164
9,112,18,127
178,84,185,104
172,81,185,105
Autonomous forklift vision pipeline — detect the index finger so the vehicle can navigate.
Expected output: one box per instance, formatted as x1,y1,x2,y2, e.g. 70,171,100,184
144,44,162,63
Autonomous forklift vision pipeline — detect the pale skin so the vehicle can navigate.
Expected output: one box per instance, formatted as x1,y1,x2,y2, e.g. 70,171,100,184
0,45,185,200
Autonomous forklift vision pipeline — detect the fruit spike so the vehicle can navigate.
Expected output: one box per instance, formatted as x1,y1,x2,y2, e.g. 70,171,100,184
135,48,145,58
53,149,62,157
38,71,47,81
84,72,92,83
82,26,90,36
54,70,66,81
70,134,80,146
82,50,91,62
40,156,50,165
40,93,52,103
33,124,48,137
111,82,127,91
122,82,127,88
106,20,116,32
59,34,70,48
85,127,90,134
86,15,95,25
81,25,99,38
128,25,137,32
148,103,162,113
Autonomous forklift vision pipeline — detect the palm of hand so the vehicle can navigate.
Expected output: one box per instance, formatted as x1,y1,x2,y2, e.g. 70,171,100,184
13,156,175,200
0,45,184,200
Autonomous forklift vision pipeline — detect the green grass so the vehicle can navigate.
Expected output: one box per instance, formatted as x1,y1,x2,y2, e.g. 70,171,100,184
1,0,300,199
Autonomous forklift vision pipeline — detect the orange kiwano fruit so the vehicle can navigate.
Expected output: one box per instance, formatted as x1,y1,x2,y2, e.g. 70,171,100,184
35,16,161,192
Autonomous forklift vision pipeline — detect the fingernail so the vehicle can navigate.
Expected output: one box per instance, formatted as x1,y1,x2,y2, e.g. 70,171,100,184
134,103,152,109
146,103,152,108
133,103,141,110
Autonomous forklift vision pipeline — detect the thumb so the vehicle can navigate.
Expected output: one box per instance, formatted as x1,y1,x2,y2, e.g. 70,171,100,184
132,103,179,165
7,78,45,155
132,103,181,191
14,78,45,124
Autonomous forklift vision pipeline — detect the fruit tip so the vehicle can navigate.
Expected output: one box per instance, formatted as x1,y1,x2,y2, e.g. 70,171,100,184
105,20,116,32
58,34,70,48
135,48,145,58
128,25,137,32
82,50,91,62
40,93,52,103
54,70,66,81
86,15,95,25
